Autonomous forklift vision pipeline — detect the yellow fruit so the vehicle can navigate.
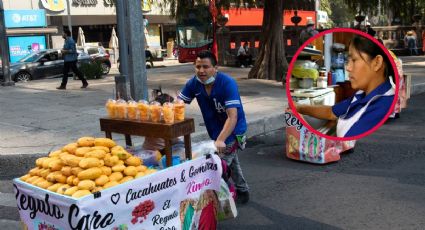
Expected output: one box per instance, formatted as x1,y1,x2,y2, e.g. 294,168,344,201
75,147,92,157
48,159,63,171
47,183,64,192
78,167,103,180
79,158,102,169
56,184,71,194
123,166,138,176
135,172,145,178
71,167,84,176
104,155,119,167
62,143,78,155
36,180,53,189
84,150,106,159
36,157,48,167
112,164,126,172
46,172,61,183
29,167,42,176
125,156,142,167
109,172,123,182
48,150,62,158
94,138,116,148
64,186,79,196
95,175,109,186
42,158,54,169
62,155,83,167
72,177,80,186
77,137,95,147
72,190,92,198
100,166,112,176
78,180,96,190
32,177,45,185
67,175,76,186
103,181,119,189
120,176,134,184
20,174,31,182
91,187,103,193
26,176,40,184
111,145,124,152
61,166,72,177
92,146,110,153
54,173,67,184
39,168,51,178
136,165,147,172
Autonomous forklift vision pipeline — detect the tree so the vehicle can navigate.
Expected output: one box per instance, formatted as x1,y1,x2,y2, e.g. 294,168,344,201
247,0,286,81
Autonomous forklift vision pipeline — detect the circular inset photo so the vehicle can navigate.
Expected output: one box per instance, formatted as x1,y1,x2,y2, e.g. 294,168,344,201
286,28,399,141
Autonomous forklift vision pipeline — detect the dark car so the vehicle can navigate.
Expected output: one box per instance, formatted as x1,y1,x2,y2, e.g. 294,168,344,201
78,46,111,75
0,49,91,82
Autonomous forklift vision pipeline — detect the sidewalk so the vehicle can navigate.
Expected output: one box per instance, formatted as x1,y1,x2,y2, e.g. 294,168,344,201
1,55,424,177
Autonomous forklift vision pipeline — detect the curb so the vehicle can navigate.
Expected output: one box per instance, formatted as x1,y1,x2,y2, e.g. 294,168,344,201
0,113,284,179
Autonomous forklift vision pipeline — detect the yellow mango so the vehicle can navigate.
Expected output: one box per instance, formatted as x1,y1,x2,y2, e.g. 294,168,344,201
100,166,112,176
67,175,76,186
63,155,83,167
20,174,31,182
84,149,106,159
94,138,116,148
71,167,84,176
91,187,103,193
64,186,79,196
72,190,92,198
42,158,55,169
39,168,51,178
136,165,147,172
92,146,110,153
26,176,41,184
112,164,126,172
61,166,72,177
36,157,48,167
104,155,119,167
54,173,67,184
119,176,134,184
78,167,103,180
47,183,64,192
77,180,96,190
95,175,109,186
29,167,42,176
46,172,61,183
72,177,80,186
123,166,138,176
36,180,53,189
48,150,62,158
32,177,45,185
77,137,95,147
109,172,123,182
79,158,102,169
56,184,71,194
103,181,119,189
135,172,145,178
75,147,92,157
62,143,78,155
125,156,142,167
48,159,63,171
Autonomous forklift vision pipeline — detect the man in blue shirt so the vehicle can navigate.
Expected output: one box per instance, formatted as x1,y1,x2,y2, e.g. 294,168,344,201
57,29,88,90
178,50,249,204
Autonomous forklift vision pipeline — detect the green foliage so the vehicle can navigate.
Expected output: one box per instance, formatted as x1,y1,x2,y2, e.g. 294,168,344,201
80,60,103,80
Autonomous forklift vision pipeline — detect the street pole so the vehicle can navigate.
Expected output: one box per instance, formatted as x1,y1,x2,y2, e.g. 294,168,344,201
115,0,148,101
0,0,14,86
115,0,129,100
66,0,72,37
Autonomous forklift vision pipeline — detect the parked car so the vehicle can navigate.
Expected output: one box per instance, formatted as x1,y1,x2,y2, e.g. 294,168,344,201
0,49,91,82
78,46,111,75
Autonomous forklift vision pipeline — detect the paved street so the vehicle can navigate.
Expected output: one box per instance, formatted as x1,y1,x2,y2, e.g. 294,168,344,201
2,92,425,229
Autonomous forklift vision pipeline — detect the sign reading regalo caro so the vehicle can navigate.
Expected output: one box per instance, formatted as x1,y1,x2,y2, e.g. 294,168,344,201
14,155,222,230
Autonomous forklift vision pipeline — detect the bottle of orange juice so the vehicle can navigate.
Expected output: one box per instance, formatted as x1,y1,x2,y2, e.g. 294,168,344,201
163,102,174,124
105,99,117,118
116,99,127,119
150,101,162,122
137,100,150,121
174,99,185,122
127,100,138,120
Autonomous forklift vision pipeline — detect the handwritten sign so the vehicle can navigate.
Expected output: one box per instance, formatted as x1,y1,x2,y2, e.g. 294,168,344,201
14,155,223,230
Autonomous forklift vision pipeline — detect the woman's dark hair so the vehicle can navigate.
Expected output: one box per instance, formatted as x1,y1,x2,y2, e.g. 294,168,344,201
63,29,71,37
350,35,395,80
196,50,217,66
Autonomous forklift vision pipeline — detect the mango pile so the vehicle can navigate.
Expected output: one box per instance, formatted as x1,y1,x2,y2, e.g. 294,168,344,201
19,137,157,198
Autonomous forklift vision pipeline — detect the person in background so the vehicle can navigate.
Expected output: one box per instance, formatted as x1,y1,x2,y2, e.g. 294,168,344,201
365,22,376,37
404,31,418,56
294,35,395,138
98,42,106,55
237,41,253,68
422,31,425,55
178,50,250,204
57,29,88,90
299,19,319,46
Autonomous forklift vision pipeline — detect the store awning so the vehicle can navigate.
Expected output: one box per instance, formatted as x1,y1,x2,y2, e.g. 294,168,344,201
6,27,58,35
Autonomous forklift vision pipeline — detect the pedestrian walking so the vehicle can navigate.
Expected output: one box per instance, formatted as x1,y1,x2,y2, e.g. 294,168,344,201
237,41,253,68
299,19,319,46
57,29,88,90
178,50,250,204
404,31,418,56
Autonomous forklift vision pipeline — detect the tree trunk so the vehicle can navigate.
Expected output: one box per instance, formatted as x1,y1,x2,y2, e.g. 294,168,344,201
248,0,287,82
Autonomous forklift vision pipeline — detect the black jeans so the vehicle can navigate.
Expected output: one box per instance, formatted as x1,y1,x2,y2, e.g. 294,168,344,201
237,54,252,66
61,61,87,87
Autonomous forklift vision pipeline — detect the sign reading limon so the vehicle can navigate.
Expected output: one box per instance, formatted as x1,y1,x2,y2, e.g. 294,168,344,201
40,0,65,12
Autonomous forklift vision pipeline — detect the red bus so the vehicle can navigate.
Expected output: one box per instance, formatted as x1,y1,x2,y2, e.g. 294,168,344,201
176,6,316,63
